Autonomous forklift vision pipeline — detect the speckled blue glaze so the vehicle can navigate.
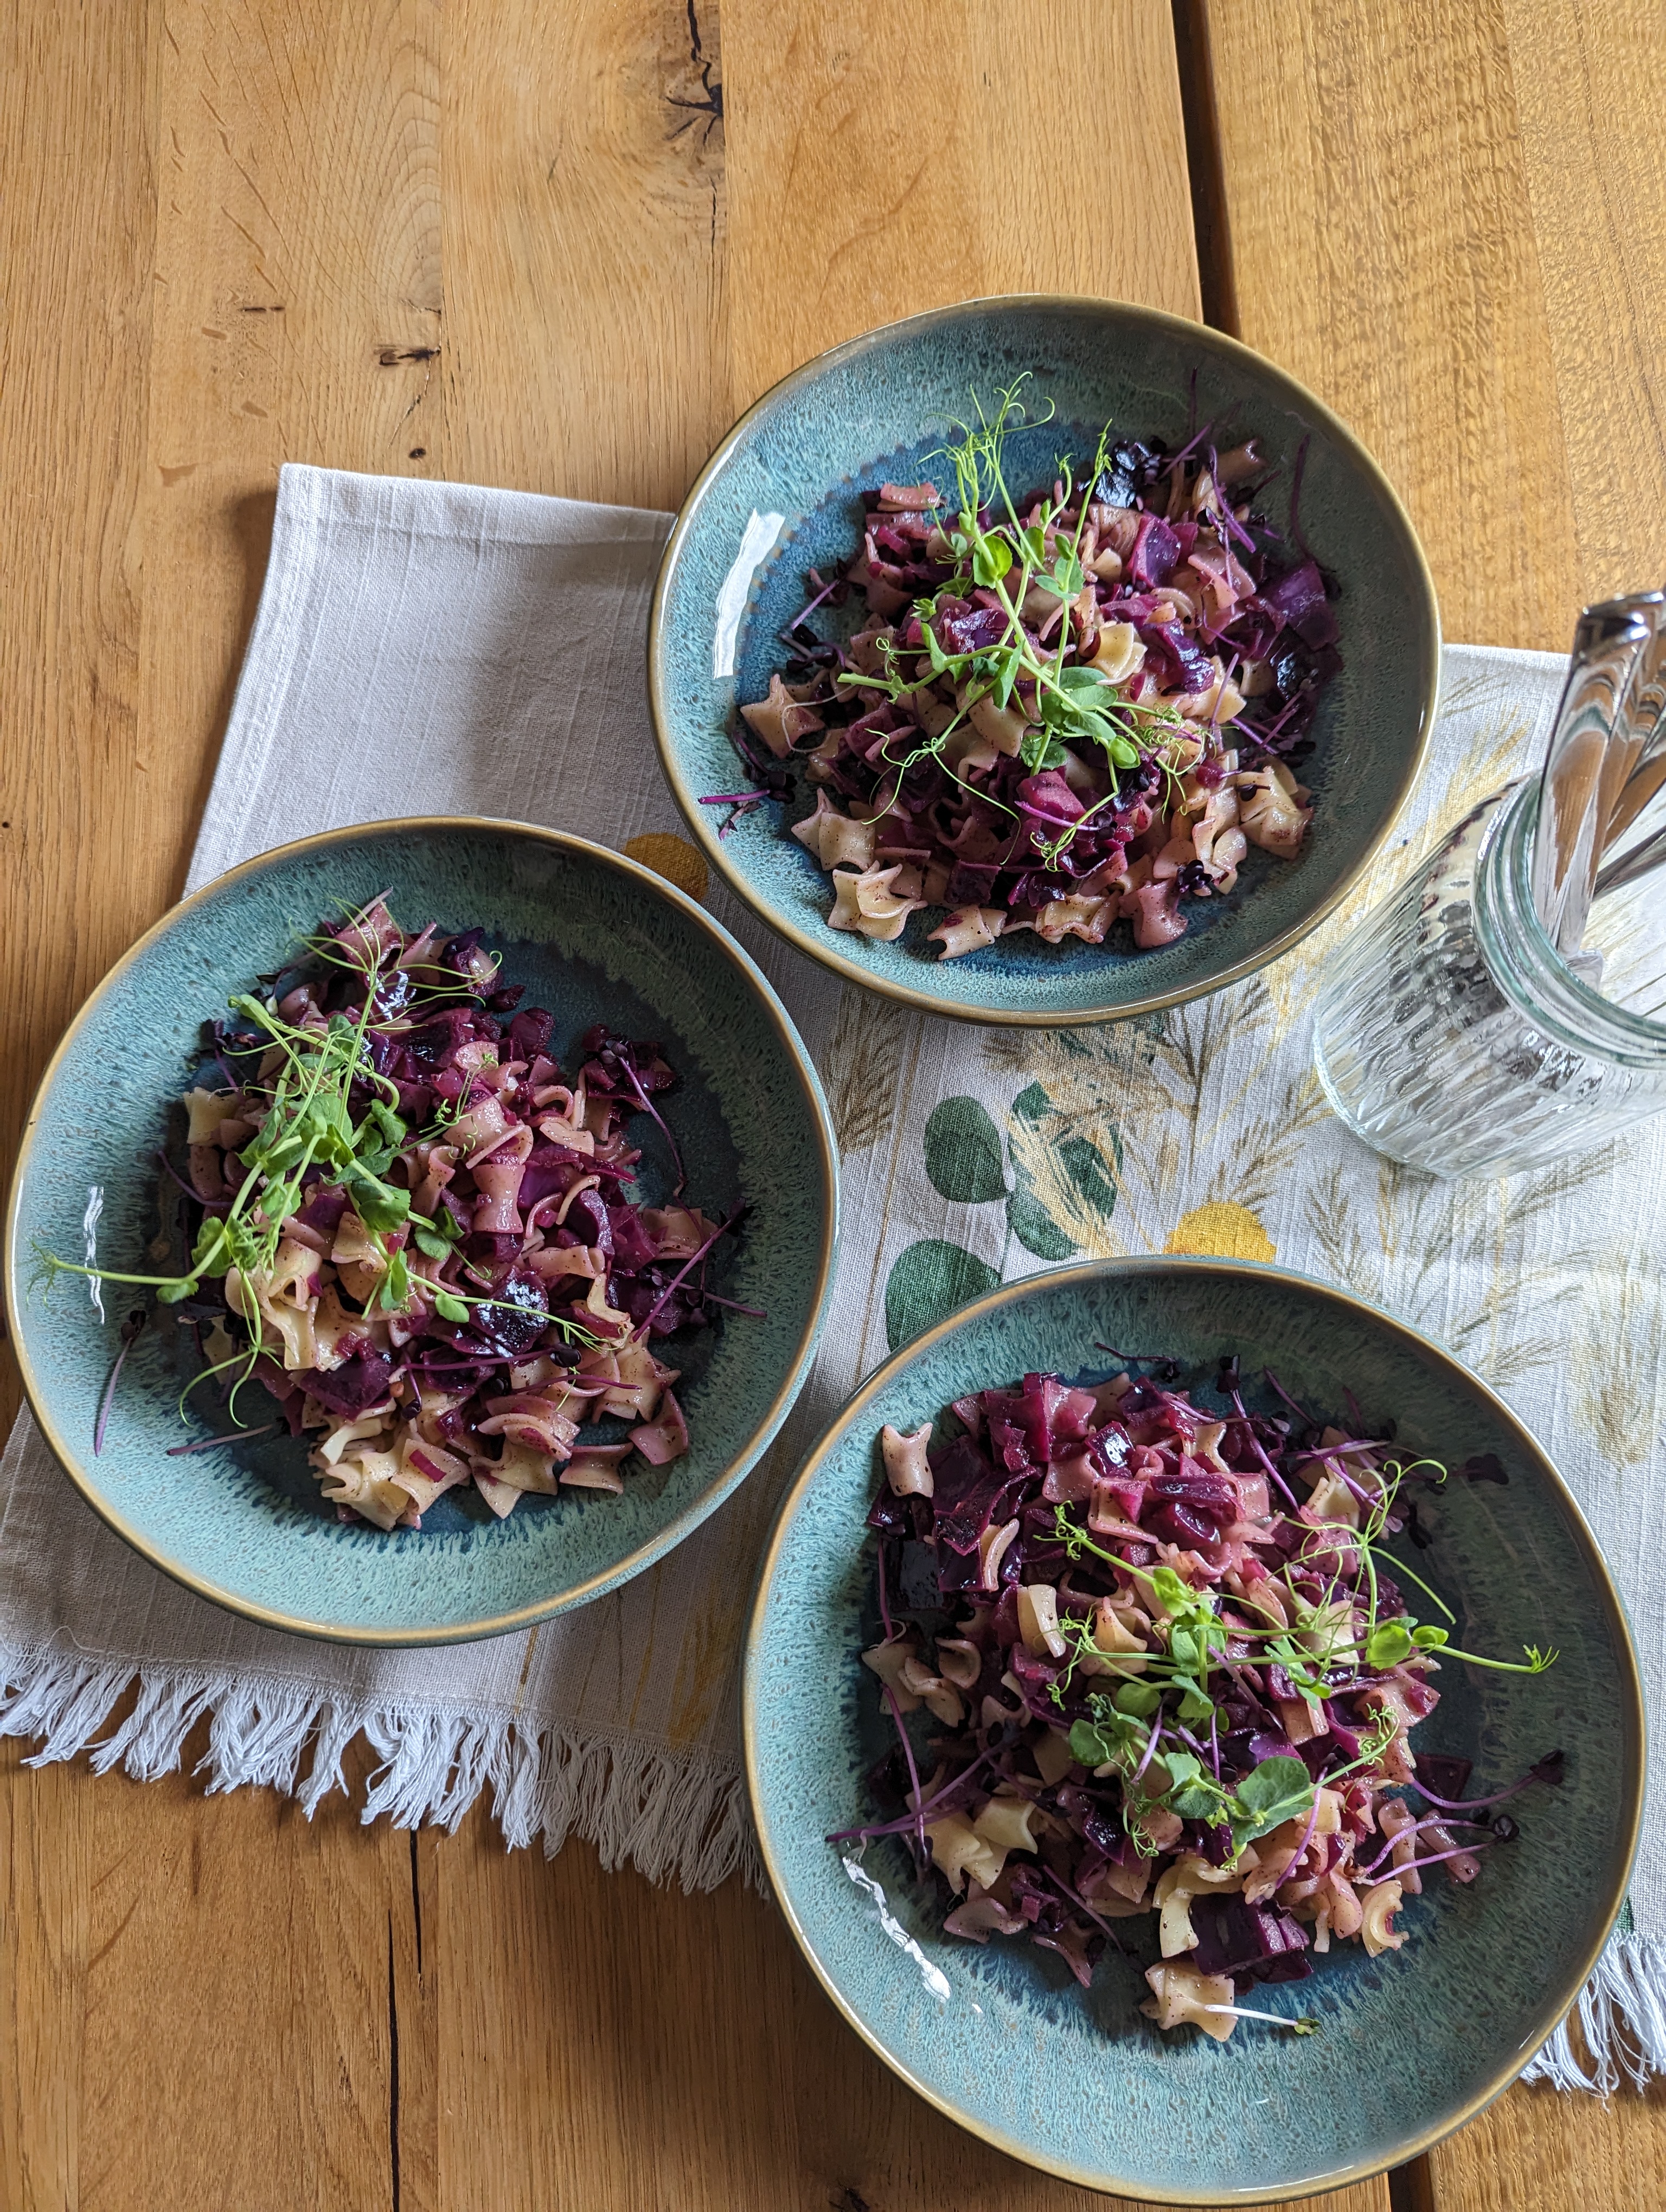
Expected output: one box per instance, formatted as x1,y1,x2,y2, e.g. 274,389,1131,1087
745,1259,1641,2202
651,298,1440,1024
7,820,838,1644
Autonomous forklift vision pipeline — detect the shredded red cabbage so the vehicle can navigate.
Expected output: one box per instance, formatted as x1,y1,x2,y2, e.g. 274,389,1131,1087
733,395,1340,963
842,1360,1557,2041
154,899,747,1529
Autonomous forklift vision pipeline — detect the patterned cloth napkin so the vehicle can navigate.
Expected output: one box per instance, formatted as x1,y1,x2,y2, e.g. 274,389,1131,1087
1,467,1659,2085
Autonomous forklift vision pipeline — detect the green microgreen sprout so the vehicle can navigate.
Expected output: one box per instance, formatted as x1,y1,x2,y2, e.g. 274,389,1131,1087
1042,1423,1555,1859
832,380,1208,862
34,903,604,1427
1202,2004,1322,2036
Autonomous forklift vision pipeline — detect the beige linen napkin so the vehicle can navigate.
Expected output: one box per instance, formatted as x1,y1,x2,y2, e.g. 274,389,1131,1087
1,466,1659,2084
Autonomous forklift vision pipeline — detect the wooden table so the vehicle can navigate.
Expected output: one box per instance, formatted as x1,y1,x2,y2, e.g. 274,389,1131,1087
3,3,1664,2205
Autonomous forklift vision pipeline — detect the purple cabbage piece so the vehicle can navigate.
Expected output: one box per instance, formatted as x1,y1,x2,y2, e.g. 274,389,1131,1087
1146,1499,1223,1550
1221,1728,1300,1780
935,600,1010,654
1147,1465,1239,1513
1016,771,1085,825
866,1486,912,1536
1189,1896,1312,1985
1261,558,1337,649
505,1006,555,1064
563,1186,613,1254
607,1205,658,1269
1130,512,1181,588
297,1351,394,1419
1139,621,1216,696
1413,1752,1473,1802
933,1434,1021,1555
934,1543,984,1599
294,1184,350,1240
405,1008,477,1070
517,1144,579,1208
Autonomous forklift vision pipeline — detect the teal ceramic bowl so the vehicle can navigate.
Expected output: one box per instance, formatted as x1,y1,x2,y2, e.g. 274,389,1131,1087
651,296,1440,1026
745,1259,1642,2203
6,819,838,1644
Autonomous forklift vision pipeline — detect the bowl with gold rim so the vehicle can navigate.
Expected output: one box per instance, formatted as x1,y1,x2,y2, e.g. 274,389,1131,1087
651,296,1439,1026
745,1256,1639,2201
6,818,838,1643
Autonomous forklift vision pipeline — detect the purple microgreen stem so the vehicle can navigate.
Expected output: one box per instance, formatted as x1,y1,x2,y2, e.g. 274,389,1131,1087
93,1309,148,1455
166,1422,277,1456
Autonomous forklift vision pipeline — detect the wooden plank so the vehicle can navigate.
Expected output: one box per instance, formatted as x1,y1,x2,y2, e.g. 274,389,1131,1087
1192,0,1666,654
1195,3,1666,2207
444,0,733,511
1424,2076,1666,2212
0,0,155,1459
721,0,1200,407
80,1748,404,2212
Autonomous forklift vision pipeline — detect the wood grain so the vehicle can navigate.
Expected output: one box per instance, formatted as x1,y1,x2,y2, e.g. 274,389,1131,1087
1193,0,1666,654
721,0,1199,406
1426,2074,1666,2212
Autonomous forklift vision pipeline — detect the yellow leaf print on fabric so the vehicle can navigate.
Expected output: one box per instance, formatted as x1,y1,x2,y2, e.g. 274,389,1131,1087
1164,1201,1276,1262
623,832,708,901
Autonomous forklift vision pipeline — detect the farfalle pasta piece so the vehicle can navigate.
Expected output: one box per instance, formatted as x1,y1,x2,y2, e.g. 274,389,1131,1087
1142,1962,1236,2042
321,1444,412,1532
560,1443,634,1493
791,789,878,871
181,1085,244,1144
826,863,926,942
1122,877,1188,948
740,671,825,758
1238,761,1313,858
943,1879,1028,1943
922,1813,1006,1895
880,1420,934,1496
630,1387,689,1466
1033,893,1114,945
930,904,1006,960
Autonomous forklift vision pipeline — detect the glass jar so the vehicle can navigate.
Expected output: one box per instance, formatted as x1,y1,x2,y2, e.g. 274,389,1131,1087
1312,777,1666,1176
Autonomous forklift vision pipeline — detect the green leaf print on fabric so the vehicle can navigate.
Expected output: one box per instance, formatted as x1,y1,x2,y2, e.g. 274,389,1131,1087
885,1240,1001,1352
1056,1133,1119,1216
922,1096,1009,1205
1007,1182,1079,1261
1002,1078,1119,1260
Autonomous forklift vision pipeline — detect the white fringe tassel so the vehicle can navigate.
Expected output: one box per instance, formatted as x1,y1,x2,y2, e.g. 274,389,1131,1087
0,1644,764,1895
1520,1935,1666,2092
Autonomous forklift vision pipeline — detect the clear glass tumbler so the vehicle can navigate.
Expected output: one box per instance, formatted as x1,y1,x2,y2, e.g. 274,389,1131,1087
1312,777,1666,1176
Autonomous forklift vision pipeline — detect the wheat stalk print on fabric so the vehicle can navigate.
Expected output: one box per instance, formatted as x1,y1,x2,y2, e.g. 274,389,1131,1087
0,465,1658,2087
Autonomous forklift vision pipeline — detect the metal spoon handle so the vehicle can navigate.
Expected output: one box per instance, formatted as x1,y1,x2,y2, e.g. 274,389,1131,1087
1593,816,1666,899
1532,596,1659,955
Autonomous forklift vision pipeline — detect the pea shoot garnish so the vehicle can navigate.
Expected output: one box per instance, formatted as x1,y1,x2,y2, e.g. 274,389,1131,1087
736,376,1337,961
844,1358,1561,2043
36,897,743,1526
